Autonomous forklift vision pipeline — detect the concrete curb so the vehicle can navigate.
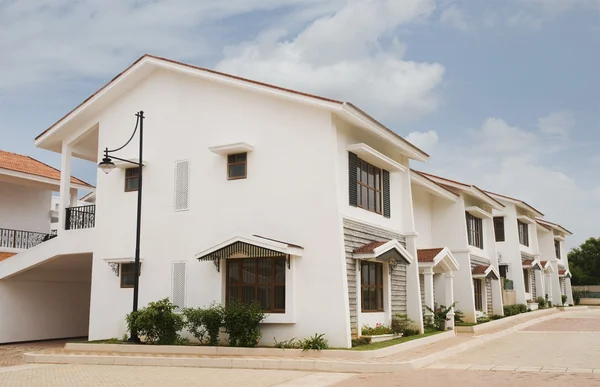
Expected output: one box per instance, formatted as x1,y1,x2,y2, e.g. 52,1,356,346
62,330,456,360
23,307,587,373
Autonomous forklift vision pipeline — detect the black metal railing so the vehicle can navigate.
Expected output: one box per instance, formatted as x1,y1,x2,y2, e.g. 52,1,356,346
65,205,96,230
0,228,54,249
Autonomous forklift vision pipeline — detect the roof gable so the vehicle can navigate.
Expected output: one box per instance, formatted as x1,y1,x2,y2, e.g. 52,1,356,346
35,54,428,161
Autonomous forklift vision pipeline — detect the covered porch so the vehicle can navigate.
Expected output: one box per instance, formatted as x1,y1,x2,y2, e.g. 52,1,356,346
417,248,459,328
472,264,500,316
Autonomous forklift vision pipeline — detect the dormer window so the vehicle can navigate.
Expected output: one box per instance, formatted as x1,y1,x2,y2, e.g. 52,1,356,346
466,212,483,249
518,220,529,246
227,153,247,180
348,152,390,217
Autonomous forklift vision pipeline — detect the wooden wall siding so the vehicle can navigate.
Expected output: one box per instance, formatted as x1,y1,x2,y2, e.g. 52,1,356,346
560,278,566,295
343,219,407,336
419,274,425,314
470,255,490,268
486,278,493,313
531,270,537,299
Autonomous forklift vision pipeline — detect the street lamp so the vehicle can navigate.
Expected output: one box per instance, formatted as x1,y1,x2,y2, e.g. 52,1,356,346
98,110,145,343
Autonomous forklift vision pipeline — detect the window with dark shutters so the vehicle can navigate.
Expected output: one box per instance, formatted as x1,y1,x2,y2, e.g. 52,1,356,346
493,217,505,242
348,152,390,217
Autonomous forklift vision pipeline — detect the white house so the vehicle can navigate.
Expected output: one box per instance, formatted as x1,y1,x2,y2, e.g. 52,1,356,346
0,54,429,347
0,149,94,343
536,218,574,305
412,171,503,323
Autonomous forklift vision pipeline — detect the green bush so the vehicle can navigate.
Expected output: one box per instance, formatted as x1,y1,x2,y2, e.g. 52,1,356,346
537,296,547,308
454,310,465,324
391,314,413,334
477,316,490,324
548,301,552,307
273,337,299,349
490,314,504,320
222,301,265,347
561,295,568,305
351,337,371,347
402,328,420,337
362,324,394,336
298,333,328,351
183,303,224,346
126,298,185,345
503,304,528,316
573,290,582,305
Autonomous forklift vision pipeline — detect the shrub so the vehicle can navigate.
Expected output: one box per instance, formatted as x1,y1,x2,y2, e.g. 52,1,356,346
351,337,371,347
391,314,413,334
573,290,582,305
503,304,527,316
477,315,490,324
490,314,504,320
425,302,457,331
518,304,527,313
561,295,568,305
454,310,465,324
537,296,547,308
362,323,394,336
125,298,185,345
183,303,224,346
403,328,420,337
273,337,299,349
299,333,328,351
548,301,552,307
222,301,265,347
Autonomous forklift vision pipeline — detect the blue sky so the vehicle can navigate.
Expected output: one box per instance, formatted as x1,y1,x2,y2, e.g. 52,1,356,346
0,0,598,248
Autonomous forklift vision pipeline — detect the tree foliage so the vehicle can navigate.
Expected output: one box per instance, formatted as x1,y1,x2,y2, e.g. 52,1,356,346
568,237,600,285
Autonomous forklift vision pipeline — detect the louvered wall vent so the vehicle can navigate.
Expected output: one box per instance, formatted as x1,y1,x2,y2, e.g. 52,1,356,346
171,261,186,312
174,160,190,211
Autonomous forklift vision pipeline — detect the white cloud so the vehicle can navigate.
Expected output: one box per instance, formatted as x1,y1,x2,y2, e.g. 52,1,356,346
424,113,596,248
440,4,469,31
537,111,574,139
510,0,599,29
471,117,537,154
407,131,439,154
216,0,445,123
0,0,343,90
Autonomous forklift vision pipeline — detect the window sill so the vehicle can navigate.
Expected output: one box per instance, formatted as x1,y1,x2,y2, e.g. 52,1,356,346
262,313,295,324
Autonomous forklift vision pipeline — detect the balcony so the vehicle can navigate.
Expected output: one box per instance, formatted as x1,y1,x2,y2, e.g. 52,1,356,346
0,228,56,250
65,205,96,230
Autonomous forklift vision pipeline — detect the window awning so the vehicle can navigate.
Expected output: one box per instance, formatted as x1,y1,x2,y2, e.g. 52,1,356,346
539,260,554,273
352,239,413,265
558,269,572,278
522,259,542,271
195,235,303,272
417,247,459,272
472,265,499,280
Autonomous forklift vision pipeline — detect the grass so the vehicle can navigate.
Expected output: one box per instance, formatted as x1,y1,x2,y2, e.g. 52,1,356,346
455,322,477,326
349,330,444,351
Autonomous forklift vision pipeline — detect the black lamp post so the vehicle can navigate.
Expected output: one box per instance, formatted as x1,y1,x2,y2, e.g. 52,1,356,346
98,110,144,343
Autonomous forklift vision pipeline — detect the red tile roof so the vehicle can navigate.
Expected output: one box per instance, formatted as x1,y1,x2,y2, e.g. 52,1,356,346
354,241,387,253
540,260,548,267
472,265,490,275
417,248,444,263
0,252,16,262
559,269,567,275
522,259,535,266
0,150,93,187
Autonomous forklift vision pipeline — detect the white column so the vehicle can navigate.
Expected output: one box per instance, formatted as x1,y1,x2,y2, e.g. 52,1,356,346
58,142,72,233
547,274,553,303
444,272,455,328
423,267,434,318
551,262,562,305
404,235,424,333
565,277,574,305
535,270,544,301
69,188,78,207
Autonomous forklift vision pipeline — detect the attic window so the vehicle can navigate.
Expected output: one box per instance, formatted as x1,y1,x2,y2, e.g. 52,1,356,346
228,153,247,180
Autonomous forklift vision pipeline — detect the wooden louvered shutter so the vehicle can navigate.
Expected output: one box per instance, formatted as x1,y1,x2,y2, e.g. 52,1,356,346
349,152,358,206
382,170,391,218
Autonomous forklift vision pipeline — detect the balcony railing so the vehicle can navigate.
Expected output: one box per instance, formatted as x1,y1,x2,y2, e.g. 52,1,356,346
65,205,96,230
0,228,55,249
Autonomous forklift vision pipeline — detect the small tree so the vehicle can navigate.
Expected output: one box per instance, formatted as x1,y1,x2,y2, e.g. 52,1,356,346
183,303,224,345
222,301,265,347
126,298,185,345
568,237,600,285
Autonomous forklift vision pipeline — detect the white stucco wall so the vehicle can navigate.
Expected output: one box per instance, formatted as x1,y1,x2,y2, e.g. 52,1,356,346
0,181,52,234
85,69,378,348
0,280,90,343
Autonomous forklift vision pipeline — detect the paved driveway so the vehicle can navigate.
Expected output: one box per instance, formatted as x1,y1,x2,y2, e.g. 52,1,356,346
1,309,599,386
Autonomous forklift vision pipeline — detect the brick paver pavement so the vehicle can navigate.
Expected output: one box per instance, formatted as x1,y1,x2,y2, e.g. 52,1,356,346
0,365,352,387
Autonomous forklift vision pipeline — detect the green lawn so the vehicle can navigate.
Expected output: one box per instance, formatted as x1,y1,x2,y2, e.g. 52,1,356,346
349,330,444,351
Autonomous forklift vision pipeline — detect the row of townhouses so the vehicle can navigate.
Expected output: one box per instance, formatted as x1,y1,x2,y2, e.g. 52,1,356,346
0,55,573,348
